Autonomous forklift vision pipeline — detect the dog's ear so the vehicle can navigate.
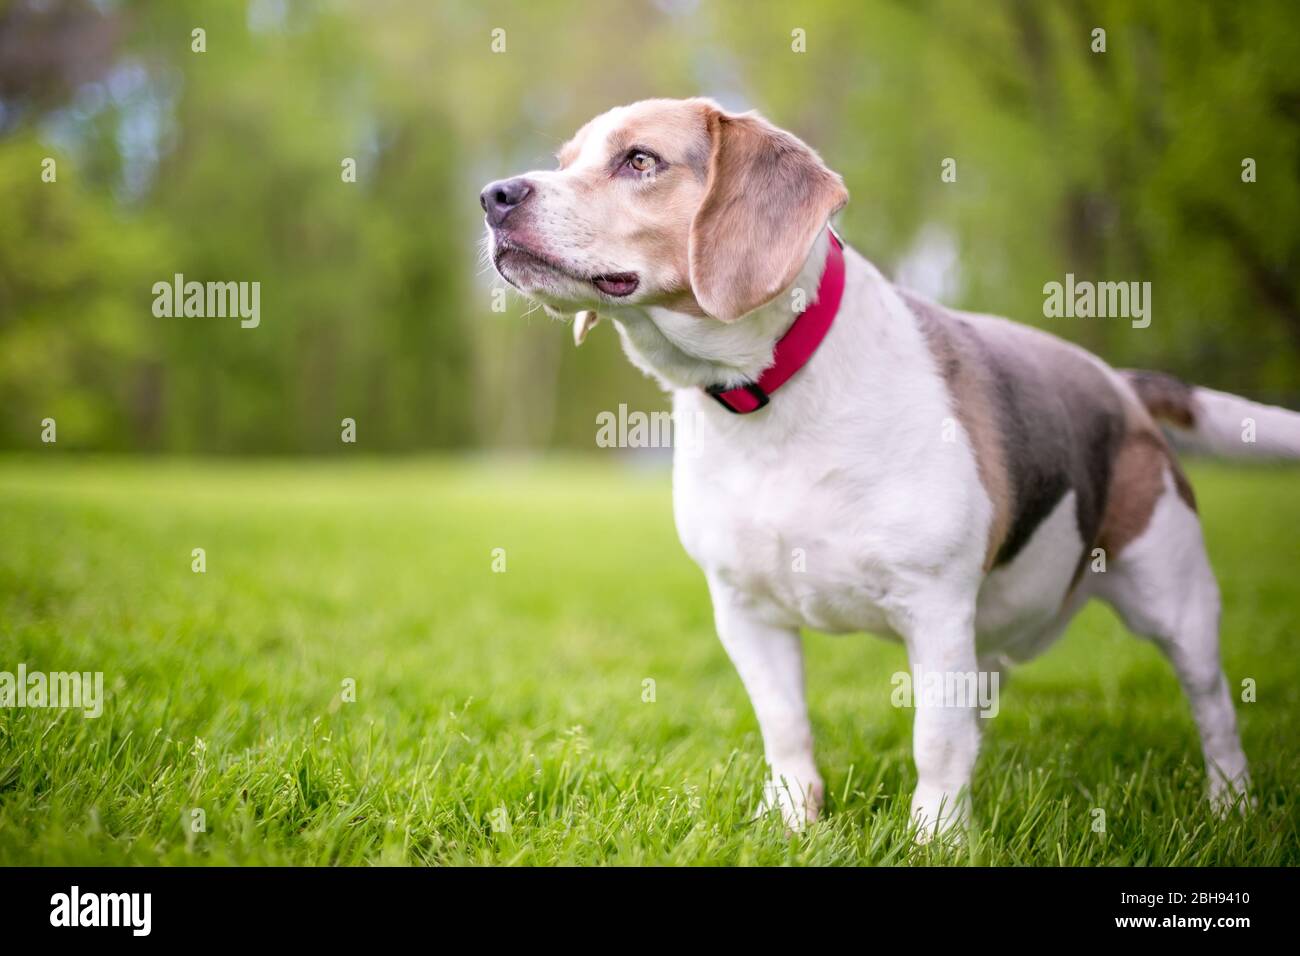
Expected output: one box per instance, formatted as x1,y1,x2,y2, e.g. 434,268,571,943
688,108,848,322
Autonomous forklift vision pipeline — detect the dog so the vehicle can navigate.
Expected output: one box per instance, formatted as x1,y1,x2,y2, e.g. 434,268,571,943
480,97,1300,840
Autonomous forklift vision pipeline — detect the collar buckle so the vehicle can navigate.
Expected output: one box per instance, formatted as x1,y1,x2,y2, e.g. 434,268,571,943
705,381,769,414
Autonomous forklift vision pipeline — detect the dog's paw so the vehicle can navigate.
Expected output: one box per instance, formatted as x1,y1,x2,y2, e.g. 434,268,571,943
754,772,824,833
1207,771,1255,817
910,785,970,846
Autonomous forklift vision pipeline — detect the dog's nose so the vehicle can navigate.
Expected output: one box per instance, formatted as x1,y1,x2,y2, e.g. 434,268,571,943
479,177,533,227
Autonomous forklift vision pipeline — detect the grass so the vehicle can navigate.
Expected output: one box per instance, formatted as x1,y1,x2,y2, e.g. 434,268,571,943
0,454,1296,866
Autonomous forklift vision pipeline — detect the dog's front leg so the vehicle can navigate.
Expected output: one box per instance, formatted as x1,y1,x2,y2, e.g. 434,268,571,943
709,578,822,830
903,606,981,843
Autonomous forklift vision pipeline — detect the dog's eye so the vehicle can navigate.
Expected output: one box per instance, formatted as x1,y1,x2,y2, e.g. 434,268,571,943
626,151,658,174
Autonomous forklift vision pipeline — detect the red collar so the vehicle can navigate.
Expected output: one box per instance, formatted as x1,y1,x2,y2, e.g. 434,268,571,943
704,230,846,414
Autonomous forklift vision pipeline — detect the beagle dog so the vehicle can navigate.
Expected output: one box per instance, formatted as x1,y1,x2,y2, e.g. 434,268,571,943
480,97,1300,840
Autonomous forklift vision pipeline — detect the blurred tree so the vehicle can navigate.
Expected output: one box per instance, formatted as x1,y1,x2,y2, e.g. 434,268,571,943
0,0,1296,453
713,0,1300,399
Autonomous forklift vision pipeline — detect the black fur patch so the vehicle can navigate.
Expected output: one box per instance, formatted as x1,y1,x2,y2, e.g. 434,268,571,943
902,284,1127,567
974,324,1125,565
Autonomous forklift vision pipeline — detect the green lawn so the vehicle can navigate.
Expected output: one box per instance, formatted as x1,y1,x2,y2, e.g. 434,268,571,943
0,456,1296,865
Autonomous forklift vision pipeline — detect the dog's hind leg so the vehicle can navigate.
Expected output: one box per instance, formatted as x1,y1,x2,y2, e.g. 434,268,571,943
1095,469,1251,812
709,577,823,830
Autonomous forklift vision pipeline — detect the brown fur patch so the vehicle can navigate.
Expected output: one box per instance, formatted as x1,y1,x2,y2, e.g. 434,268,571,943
548,99,843,319
550,101,721,311
1120,370,1198,428
689,109,848,321
902,291,1012,569
901,290,1134,570
1098,428,1196,556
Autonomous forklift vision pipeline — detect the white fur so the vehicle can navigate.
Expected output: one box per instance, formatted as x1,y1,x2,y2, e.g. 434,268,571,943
1171,386,1300,458
975,490,1083,662
605,232,1250,838
1093,469,1251,810
485,106,1255,837
637,235,995,836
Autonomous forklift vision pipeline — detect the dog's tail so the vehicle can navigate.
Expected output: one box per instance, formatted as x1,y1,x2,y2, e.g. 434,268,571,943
1121,369,1300,458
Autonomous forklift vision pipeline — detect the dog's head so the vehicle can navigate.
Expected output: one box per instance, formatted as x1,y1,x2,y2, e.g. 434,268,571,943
481,98,847,323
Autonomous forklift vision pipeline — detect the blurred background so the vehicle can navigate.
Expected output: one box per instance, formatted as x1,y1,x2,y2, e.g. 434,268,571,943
1,0,1297,455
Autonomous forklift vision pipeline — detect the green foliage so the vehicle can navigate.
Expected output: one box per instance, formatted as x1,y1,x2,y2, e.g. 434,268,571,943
1,0,1298,453
0,457,1296,864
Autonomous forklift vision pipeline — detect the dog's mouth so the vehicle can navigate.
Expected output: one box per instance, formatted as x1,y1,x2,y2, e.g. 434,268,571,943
590,272,639,297
494,241,639,299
